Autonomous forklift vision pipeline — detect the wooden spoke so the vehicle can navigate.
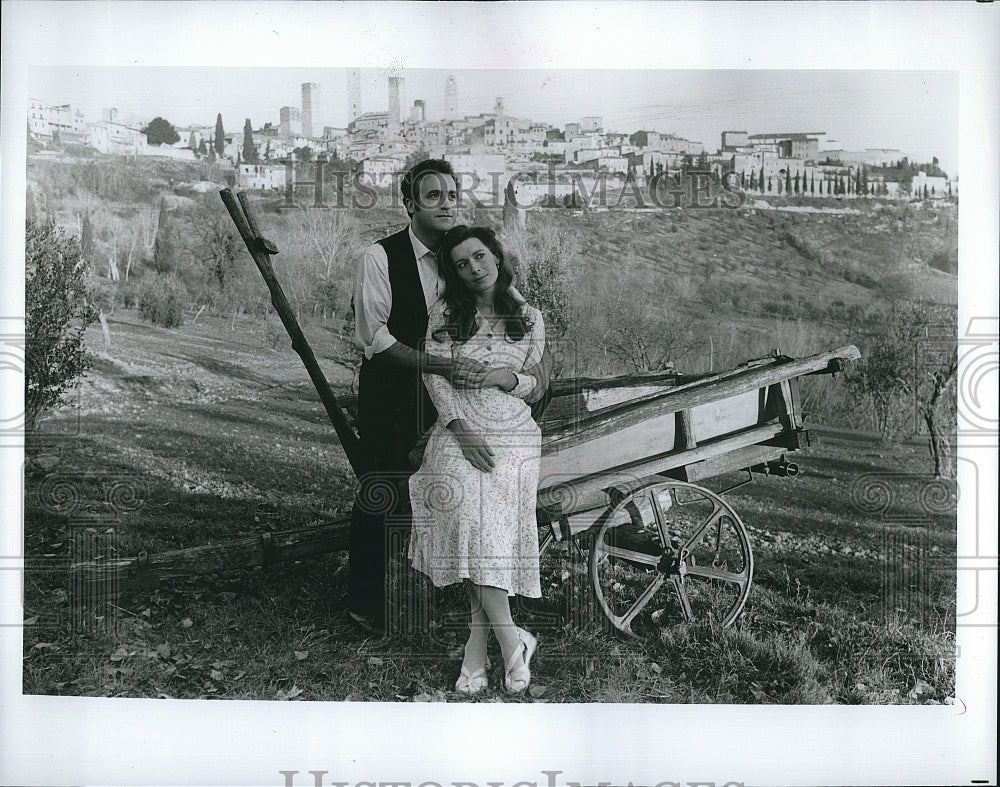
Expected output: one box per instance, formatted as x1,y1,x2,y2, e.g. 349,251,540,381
600,543,660,567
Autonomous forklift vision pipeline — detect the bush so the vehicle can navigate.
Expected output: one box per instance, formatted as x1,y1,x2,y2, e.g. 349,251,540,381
138,275,188,328
25,218,98,429
928,249,957,274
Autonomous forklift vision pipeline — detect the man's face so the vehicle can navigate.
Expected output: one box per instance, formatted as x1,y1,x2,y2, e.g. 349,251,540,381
407,172,457,238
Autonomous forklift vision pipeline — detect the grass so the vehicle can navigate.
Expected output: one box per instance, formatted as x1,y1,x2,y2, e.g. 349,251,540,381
21,312,957,704
21,155,959,703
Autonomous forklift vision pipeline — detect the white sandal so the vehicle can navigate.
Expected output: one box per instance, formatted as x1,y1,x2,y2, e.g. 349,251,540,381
504,627,537,694
455,662,489,694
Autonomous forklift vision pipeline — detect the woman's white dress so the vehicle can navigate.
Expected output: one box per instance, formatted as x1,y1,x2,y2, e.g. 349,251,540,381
408,298,544,598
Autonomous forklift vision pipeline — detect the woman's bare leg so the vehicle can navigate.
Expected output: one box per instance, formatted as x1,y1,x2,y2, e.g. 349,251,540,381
461,580,490,674
470,583,521,667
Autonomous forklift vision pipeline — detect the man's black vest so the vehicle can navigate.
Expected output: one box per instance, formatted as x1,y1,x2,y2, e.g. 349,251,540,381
378,228,430,352
355,227,437,458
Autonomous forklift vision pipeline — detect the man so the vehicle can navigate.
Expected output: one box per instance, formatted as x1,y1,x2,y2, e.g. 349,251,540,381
348,158,551,634
348,160,475,634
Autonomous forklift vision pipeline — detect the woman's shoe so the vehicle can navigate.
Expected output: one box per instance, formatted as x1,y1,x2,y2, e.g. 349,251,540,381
504,627,537,694
455,664,489,695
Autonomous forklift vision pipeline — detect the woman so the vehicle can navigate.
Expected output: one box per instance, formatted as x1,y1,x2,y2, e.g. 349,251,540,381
408,225,544,695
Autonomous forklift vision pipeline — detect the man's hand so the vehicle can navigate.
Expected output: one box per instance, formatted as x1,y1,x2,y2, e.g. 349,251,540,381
451,357,490,389
447,419,495,472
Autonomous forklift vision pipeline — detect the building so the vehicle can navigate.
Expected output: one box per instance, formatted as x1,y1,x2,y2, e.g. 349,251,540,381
388,76,404,125
445,75,458,120
721,131,749,151
86,120,147,155
410,100,426,123
28,98,88,144
748,133,824,160
912,170,950,198
362,155,408,189
348,70,362,122
580,116,603,133
238,162,287,191
301,82,320,138
279,106,302,138
348,112,389,134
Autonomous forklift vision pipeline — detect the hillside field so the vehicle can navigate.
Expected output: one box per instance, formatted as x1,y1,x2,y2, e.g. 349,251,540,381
21,154,958,703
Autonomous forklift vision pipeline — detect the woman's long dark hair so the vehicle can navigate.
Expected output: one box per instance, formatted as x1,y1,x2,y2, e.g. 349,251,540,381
434,225,532,344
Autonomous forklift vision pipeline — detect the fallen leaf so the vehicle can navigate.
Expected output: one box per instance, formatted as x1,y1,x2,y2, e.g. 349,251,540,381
23,616,38,626
275,685,304,701
649,662,663,674
155,644,171,659
294,651,309,661
232,671,246,681
181,618,193,628
109,646,130,662
907,679,935,700
210,669,223,681
528,684,548,698
367,656,384,666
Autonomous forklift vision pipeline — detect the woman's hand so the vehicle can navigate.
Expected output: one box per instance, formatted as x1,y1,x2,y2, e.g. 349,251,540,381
447,420,495,472
450,357,490,389
482,368,518,392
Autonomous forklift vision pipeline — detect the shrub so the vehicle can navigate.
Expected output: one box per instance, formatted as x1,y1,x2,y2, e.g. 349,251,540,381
25,218,98,429
138,274,188,328
928,249,957,274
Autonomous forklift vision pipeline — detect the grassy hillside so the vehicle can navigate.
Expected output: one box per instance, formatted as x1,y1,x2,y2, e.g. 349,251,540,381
21,310,956,704
21,155,958,703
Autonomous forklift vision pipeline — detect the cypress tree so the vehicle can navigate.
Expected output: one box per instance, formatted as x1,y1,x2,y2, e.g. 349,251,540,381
214,113,225,156
785,168,792,194
153,197,176,274
242,118,257,164
80,212,94,260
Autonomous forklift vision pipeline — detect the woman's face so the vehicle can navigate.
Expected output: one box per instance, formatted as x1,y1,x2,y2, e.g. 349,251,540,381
450,237,499,295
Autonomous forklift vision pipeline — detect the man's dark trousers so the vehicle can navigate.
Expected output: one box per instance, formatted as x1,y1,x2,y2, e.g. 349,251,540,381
347,229,433,629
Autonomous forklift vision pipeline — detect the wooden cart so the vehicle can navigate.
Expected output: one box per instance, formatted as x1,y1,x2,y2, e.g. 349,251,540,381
528,345,859,635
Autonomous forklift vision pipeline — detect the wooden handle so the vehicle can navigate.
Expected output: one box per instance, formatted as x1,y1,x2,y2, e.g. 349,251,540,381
219,189,365,477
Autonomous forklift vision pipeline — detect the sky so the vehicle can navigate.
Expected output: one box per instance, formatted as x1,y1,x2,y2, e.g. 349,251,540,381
29,66,959,173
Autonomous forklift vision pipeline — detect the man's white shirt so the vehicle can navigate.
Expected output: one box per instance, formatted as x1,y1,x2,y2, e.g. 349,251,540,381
352,226,443,360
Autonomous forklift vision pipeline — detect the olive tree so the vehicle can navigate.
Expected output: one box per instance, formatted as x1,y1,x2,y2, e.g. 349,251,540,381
25,218,98,430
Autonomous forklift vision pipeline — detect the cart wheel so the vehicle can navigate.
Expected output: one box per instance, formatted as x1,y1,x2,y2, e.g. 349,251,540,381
589,479,753,636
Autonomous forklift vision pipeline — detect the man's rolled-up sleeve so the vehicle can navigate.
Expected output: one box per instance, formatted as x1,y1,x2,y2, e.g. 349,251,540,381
353,245,398,360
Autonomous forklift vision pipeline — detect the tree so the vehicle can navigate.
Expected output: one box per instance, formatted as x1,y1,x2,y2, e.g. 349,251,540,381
141,116,181,146
198,138,209,158
214,113,225,156
242,118,258,164
810,172,815,194
847,302,957,476
152,197,176,274
25,218,98,430
80,211,95,260
785,168,792,194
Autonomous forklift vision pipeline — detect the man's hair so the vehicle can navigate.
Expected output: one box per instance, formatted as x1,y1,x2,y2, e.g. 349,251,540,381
401,159,455,213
